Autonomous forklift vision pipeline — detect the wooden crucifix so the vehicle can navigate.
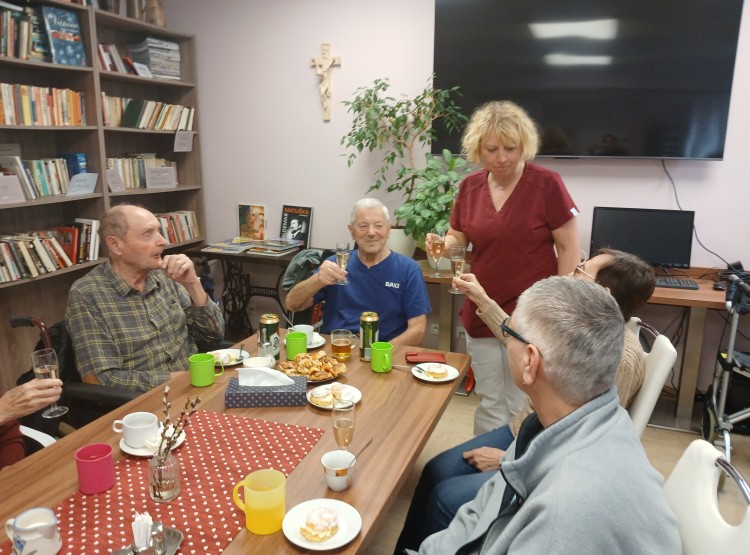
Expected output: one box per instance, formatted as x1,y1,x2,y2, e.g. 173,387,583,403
311,43,341,122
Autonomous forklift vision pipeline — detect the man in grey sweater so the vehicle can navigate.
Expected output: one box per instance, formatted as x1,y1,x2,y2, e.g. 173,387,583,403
409,277,680,554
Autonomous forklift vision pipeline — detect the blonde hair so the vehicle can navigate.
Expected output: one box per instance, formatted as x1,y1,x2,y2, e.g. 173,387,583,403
461,101,539,164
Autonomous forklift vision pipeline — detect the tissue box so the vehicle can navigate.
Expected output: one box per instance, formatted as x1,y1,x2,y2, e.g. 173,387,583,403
224,376,308,408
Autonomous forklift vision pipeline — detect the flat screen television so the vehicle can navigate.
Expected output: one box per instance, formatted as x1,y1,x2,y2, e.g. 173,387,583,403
433,0,744,160
589,207,695,268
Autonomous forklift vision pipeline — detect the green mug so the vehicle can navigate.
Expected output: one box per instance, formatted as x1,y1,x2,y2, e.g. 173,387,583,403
189,353,224,387
285,331,308,361
370,341,393,373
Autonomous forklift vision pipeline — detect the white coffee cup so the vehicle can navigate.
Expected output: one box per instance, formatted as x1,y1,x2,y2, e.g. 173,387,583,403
291,324,315,346
321,450,356,491
112,412,159,448
5,507,62,555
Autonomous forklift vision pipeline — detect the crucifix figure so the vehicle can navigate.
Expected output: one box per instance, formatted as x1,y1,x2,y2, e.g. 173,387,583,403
311,43,341,122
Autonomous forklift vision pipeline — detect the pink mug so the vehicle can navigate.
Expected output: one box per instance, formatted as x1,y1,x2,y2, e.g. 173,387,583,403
75,443,115,495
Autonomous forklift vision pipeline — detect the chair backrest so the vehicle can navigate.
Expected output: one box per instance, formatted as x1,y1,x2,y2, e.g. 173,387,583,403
627,323,677,438
282,248,334,327
663,439,750,554
625,316,641,338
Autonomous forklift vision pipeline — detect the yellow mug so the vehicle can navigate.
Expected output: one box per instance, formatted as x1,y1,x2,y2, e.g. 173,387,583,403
232,468,285,535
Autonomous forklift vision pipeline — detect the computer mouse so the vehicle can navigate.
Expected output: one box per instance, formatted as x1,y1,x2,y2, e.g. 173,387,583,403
714,282,726,291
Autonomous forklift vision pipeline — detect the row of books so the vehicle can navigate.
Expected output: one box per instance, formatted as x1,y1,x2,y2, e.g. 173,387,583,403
0,220,99,283
106,154,175,190
0,82,86,126
101,93,194,131
0,4,86,66
130,37,181,81
97,43,137,75
157,211,200,245
0,154,86,200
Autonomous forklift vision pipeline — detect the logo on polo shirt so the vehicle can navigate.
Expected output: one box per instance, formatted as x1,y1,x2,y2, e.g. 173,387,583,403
385,281,400,289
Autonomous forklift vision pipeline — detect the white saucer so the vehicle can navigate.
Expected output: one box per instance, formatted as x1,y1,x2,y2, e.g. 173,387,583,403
307,383,362,410
282,499,362,551
119,431,186,457
284,332,326,349
411,363,460,383
209,349,249,366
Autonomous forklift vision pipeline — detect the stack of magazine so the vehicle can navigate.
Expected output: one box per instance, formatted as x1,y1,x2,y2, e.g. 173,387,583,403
202,237,303,257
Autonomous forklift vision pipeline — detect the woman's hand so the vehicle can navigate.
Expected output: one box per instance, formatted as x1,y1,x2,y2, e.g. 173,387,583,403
463,446,505,472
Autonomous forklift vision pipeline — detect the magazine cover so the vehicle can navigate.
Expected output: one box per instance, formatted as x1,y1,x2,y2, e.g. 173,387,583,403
238,204,266,240
41,6,87,66
278,205,312,248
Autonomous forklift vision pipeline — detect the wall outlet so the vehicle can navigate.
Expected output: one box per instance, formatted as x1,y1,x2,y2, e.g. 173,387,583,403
457,327,466,340
429,323,440,335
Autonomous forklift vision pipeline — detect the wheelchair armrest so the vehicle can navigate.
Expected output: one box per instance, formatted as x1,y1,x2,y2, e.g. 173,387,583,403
64,382,142,407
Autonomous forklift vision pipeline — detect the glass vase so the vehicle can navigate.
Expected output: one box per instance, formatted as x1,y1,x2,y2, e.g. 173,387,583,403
148,453,180,502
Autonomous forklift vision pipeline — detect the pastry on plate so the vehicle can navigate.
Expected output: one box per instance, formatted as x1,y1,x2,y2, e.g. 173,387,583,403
425,364,448,379
309,386,334,407
300,507,339,542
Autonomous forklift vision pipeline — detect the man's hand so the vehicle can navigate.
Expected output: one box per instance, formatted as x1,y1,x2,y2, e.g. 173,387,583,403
0,379,62,425
161,254,200,286
452,273,492,311
316,260,347,286
463,446,505,472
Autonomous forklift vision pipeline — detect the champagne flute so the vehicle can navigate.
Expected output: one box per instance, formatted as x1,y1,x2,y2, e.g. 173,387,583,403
335,241,351,285
332,399,356,451
448,245,467,294
429,229,445,278
31,348,69,418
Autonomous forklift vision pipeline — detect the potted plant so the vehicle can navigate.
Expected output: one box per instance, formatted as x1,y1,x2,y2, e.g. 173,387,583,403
340,76,467,255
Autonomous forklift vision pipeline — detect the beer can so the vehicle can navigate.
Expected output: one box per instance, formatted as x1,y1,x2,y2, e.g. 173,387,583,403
359,311,379,361
259,313,280,360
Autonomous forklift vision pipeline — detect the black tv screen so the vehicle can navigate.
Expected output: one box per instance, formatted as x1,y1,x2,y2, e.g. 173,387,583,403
590,207,695,268
434,0,744,160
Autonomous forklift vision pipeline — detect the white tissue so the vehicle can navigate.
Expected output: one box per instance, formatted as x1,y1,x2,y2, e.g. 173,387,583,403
238,367,294,386
132,511,153,548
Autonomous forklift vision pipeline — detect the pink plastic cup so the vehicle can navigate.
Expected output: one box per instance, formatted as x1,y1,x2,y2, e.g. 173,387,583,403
75,443,115,494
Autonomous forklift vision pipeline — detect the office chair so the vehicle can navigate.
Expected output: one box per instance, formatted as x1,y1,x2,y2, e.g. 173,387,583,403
663,439,750,555
19,424,57,456
627,320,677,438
11,316,140,433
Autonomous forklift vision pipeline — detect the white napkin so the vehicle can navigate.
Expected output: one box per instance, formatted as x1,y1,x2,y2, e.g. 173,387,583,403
238,367,294,386
132,511,153,548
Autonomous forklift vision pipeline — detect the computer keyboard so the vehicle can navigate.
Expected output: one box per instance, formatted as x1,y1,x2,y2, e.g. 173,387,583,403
655,277,699,290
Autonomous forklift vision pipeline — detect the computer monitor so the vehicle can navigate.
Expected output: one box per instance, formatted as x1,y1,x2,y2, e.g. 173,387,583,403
590,207,695,269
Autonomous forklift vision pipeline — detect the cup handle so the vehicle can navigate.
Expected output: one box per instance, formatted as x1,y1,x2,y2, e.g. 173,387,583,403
112,420,123,432
385,352,391,369
232,482,245,510
5,519,15,541
214,361,224,376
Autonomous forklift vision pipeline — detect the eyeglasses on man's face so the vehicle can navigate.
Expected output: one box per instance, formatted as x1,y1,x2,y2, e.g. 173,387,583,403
574,261,596,282
500,318,531,345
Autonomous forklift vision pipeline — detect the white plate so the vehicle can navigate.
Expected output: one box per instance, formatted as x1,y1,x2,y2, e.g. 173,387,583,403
284,333,326,349
119,430,186,457
307,383,362,410
411,363,460,383
282,499,362,551
209,349,249,366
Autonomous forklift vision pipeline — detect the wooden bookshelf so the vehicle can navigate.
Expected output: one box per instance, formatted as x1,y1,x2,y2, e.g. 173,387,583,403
0,1,206,391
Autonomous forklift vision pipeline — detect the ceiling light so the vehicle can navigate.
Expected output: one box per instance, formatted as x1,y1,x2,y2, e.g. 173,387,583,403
530,19,618,40
544,53,612,66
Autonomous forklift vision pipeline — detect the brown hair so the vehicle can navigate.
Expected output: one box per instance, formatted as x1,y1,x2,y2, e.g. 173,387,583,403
595,248,656,321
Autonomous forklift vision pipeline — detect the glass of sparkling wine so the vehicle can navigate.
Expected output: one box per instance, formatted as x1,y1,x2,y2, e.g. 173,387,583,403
448,245,467,294
335,241,351,285
31,347,69,418
430,229,445,278
332,399,355,451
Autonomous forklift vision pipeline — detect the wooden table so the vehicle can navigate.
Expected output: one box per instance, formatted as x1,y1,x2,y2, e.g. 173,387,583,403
0,334,470,554
648,276,725,424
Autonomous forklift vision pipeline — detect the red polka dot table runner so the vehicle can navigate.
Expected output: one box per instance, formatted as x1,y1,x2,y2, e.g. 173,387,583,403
1,411,323,555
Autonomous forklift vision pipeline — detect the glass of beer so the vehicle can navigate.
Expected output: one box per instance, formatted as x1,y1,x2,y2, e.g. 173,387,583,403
335,241,351,285
31,348,69,418
331,329,353,360
332,399,355,451
429,228,445,278
448,245,467,294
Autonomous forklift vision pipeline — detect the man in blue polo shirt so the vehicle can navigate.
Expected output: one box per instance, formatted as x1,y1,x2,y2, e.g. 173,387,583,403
285,198,430,345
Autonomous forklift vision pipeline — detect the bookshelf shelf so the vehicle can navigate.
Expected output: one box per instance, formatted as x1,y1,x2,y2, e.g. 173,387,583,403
0,3,205,392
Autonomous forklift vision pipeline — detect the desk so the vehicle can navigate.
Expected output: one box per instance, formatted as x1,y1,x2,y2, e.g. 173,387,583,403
0,334,470,554
648,276,725,423
187,247,298,340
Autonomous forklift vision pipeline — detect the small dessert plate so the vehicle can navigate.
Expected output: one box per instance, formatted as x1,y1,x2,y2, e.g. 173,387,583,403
282,499,361,551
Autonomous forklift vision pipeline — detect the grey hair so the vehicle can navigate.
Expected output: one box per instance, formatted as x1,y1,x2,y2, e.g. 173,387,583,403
350,198,390,224
513,276,624,405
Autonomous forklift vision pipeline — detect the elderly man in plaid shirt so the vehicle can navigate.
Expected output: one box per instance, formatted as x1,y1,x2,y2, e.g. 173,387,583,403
66,204,224,392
